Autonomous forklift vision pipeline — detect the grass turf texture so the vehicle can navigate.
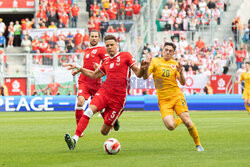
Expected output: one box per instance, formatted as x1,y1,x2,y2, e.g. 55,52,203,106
0,111,249,167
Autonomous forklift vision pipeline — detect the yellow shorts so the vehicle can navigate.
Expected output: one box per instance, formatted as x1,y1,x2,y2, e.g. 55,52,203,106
158,94,189,119
243,89,250,100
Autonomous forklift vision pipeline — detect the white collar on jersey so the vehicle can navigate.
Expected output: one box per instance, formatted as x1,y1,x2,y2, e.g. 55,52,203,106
110,52,120,59
88,45,101,49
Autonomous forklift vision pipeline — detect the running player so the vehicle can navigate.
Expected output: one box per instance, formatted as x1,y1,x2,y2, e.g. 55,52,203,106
142,42,204,151
237,61,250,115
63,35,146,150
72,30,120,131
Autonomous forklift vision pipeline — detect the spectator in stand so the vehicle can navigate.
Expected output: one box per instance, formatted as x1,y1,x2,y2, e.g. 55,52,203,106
21,35,32,53
60,12,69,28
66,31,74,43
232,16,242,45
0,33,6,48
196,37,205,50
71,3,80,28
74,30,83,47
133,0,141,16
117,0,125,20
107,1,117,20
0,49,8,73
49,21,57,29
48,37,56,49
199,0,207,14
90,1,101,16
66,39,74,53
125,2,133,20
7,22,14,48
48,11,58,26
57,36,65,52
29,18,35,29
40,38,48,53
82,31,90,47
53,44,61,54
235,47,245,70
58,19,65,28
40,22,47,29
189,18,197,43
88,18,96,33
117,24,126,32
207,0,216,9
31,37,40,53
150,42,160,58
213,6,221,25
75,44,83,53
0,81,8,96
0,18,6,34
204,81,213,95
107,25,116,33
102,0,110,10
14,21,22,47
100,16,109,38
41,31,50,41
242,24,250,50
186,66,195,75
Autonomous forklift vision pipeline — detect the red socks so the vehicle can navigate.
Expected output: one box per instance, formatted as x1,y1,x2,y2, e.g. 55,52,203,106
75,109,83,125
75,115,90,137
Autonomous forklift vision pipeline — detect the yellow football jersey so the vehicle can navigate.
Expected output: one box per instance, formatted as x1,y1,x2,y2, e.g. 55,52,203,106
148,57,182,99
240,72,250,89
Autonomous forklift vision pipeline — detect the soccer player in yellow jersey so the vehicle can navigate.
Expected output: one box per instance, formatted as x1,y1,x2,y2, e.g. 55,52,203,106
238,62,250,115
142,42,204,151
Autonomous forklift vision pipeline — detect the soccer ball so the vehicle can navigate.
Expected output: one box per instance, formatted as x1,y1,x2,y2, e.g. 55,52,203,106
103,138,121,154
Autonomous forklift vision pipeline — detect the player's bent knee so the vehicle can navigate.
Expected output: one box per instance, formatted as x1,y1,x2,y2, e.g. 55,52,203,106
101,129,109,136
77,96,85,106
166,125,175,131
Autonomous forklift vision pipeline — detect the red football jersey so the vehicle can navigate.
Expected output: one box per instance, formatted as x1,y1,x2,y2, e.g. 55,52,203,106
79,46,108,86
98,52,136,96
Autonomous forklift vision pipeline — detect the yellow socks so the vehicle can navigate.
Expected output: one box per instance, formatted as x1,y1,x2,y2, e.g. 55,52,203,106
175,117,183,128
245,103,250,113
188,124,201,146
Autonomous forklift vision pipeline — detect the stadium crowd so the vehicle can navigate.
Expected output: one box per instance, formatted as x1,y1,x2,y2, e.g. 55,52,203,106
157,0,228,32
86,0,142,37
141,35,245,76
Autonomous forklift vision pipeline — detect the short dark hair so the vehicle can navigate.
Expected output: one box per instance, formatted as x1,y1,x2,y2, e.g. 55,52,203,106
164,42,176,51
104,35,117,42
89,29,100,37
246,61,250,65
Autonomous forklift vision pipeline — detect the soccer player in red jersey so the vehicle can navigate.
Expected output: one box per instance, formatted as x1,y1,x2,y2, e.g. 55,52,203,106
72,30,114,131
63,35,148,150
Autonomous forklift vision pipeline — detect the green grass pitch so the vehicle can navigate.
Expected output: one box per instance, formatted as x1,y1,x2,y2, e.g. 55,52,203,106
0,111,250,167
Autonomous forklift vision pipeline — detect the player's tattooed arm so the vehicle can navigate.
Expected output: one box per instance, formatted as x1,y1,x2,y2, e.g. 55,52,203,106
177,62,185,85
63,63,104,79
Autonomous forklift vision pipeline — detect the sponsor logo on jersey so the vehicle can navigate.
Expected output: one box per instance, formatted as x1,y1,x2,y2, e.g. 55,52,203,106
110,63,114,69
91,49,97,56
171,65,176,69
86,54,90,59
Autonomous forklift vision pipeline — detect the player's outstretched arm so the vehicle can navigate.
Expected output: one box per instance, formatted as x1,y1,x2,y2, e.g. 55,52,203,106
63,63,104,79
177,62,185,86
131,60,149,78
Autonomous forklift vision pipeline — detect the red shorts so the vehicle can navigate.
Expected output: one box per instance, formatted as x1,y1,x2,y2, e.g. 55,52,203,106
90,90,126,126
77,83,101,100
